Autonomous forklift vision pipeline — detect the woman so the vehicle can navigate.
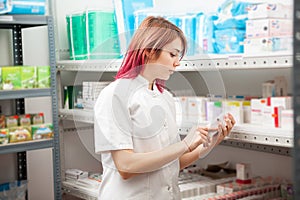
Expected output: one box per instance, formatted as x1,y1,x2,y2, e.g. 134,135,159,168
94,16,235,200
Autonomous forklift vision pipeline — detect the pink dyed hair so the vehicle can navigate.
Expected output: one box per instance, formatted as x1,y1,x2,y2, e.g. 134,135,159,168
115,16,187,93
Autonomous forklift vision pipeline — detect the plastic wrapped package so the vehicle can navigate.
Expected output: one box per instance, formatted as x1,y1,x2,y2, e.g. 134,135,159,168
0,181,27,200
214,28,245,54
196,13,218,54
66,10,121,60
0,0,12,14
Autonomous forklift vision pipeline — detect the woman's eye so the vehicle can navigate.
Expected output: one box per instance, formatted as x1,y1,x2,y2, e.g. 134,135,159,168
170,53,177,57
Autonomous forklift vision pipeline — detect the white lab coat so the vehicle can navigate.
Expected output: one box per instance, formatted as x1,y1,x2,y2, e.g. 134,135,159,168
94,75,181,200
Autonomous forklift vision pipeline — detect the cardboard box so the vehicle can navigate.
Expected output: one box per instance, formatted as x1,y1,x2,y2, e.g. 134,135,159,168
247,3,292,19
8,0,46,15
21,66,37,89
236,163,252,181
2,66,21,90
37,66,50,88
244,36,292,55
246,19,292,38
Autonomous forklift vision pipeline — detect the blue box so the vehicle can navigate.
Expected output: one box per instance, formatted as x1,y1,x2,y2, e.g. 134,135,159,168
8,0,45,15
113,0,154,55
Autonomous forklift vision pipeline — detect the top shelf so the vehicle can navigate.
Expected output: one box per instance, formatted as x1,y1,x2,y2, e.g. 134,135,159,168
56,52,292,72
0,15,49,28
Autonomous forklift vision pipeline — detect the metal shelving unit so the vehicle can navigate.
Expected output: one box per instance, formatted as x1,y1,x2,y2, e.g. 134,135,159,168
0,15,61,199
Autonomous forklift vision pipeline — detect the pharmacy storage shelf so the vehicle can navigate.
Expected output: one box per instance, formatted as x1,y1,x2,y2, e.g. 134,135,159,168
59,108,293,154
0,88,51,100
0,15,62,199
0,15,49,27
56,53,292,72
59,109,94,124
0,139,53,155
62,181,98,200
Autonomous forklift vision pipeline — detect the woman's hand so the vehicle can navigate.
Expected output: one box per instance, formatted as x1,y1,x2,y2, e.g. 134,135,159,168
217,113,236,143
182,126,209,153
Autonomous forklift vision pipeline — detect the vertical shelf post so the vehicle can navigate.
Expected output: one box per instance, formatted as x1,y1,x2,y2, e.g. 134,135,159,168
47,16,62,200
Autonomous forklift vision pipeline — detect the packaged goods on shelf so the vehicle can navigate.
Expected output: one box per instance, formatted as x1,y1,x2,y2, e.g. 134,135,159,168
281,109,293,130
0,128,9,144
247,3,292,20
0,0,12,14
19,114,31,126
134,9,201,56
0,114,5,128
31,123,53,140
8,126,31,143
65,169,88,181
66,12,87,60
20,66,37,89
64,85,83,109
246,19,292,38
214,28,245,54
37,66,50,88
8,0,46,15
223,101,244,124
2,66,21,90
244,36,292,55
113,0,154,53
0,180,27,200
206,101,222,123
236,163,252,183
195,13,218,54
31,112,45,124
66,10,121,60
5,115,18,128
82,81,110,109
250,99,265,125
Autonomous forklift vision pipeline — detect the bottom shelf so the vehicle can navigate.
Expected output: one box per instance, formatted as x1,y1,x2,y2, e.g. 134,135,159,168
62,181,98,200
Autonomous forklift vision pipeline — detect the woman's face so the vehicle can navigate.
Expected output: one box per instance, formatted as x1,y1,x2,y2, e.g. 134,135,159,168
145,38,183,81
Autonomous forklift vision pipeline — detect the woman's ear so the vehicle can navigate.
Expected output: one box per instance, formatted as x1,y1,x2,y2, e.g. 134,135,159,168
144,49,153,62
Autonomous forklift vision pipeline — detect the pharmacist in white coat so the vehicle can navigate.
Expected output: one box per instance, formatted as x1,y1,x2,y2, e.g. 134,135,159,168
94,16,235,200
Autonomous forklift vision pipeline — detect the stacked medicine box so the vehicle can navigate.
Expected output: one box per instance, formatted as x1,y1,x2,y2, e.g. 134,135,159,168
244,3,293,55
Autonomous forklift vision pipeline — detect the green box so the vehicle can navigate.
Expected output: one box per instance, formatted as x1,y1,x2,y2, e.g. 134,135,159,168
37,66,51,88
21,66,37,89
31,123,53,140
87,10,121,59
2,66,21,90
66,13,88,60
64,85,83,109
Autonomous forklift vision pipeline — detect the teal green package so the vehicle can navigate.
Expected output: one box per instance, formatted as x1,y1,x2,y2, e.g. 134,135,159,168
2,66,21,90
21,66,37,89
66,13,88,60
86,10,121,59
37,66,50,88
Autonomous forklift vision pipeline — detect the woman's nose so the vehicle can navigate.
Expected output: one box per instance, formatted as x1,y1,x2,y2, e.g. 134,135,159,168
174,59,180,67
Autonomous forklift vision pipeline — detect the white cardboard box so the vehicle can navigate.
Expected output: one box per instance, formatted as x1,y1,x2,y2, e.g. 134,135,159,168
247,3,292,19
246,19,292,38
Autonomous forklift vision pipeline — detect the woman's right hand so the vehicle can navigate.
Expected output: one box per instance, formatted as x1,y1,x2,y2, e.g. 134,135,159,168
182,126,209,153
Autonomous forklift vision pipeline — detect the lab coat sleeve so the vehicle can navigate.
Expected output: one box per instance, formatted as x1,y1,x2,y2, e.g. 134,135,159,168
94,87,133,154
